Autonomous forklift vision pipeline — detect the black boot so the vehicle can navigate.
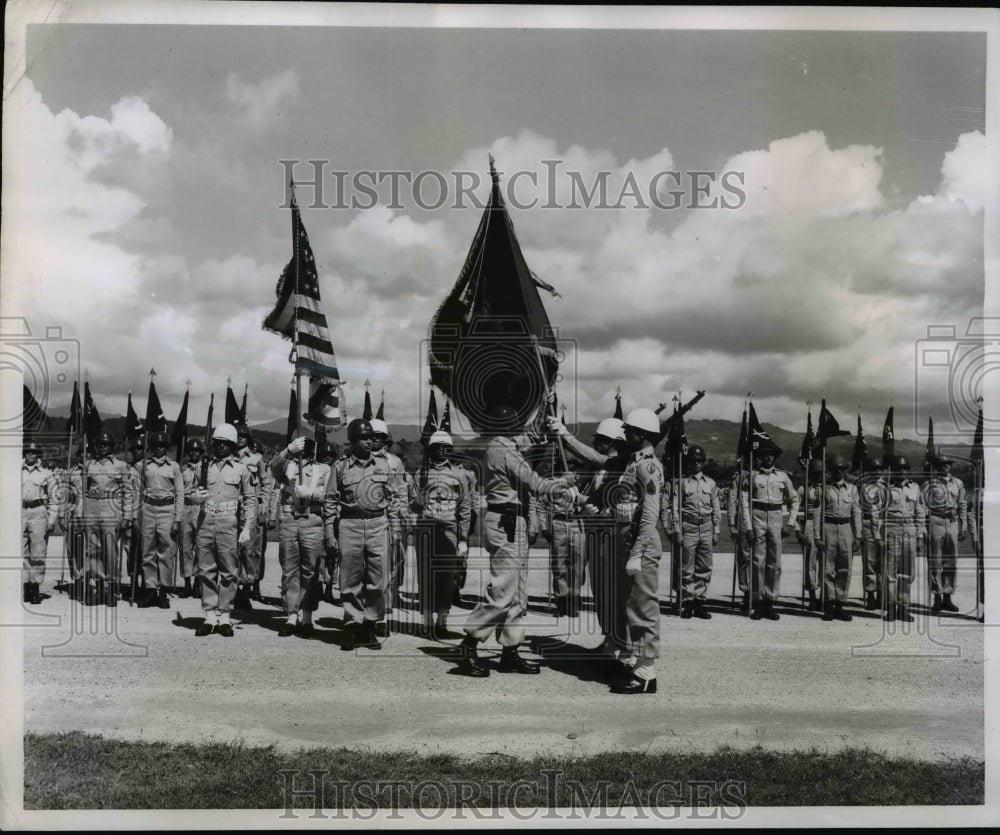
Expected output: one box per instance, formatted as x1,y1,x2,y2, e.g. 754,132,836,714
157,588,171,609
105,581,118,608
181,577,192,599
680,601,693,619
941,594,959,613
323,582,335,604
865,591,879,611
822,602,835,622
93,580,106,607
250,581,262,602
833,601,853,622
28,582,43,604
455,636,490,677
896,603,914,623
762,600,780,621
931,593,943,613
22,583,31,603
807,588,819,611
498,646,540,674
610,672,657,694
692,600,712,620
193,576,202,598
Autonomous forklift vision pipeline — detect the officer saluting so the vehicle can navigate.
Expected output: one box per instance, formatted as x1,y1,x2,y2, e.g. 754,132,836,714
190,424,256,637
331,418,403,651
137,431,184,610
922,454,967,613
22,440,59,604
455,404,580,678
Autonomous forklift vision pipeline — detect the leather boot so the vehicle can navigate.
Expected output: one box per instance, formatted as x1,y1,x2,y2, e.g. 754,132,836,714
498,646,540,674
865,591,879,610
931,593,943,613
250,581,263,602
181,577,192,599
834,601,853,622
105,581,118,608
22,583,31,603
822,602,836,622
896,603,914,623
941,594,959,613
455,636,489,677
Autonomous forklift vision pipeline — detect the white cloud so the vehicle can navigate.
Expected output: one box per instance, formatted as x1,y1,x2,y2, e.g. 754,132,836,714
939,130,990,211
224,69,299,132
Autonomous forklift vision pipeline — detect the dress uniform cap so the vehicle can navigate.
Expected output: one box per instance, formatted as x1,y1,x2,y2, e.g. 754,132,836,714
622,408,659,436
369,419,389,436
212,423,239,444
428,431,453,447
595,418,626,442
24,439,43,453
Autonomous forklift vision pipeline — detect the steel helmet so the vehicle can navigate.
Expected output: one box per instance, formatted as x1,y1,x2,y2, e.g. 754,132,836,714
483,403,521,434
149,431,170,447
622,408,659,437
889,455,910,472
685,444,707,463
864,455,883,470
235,424,253,441
347,418,373,442
429,430,453,446
807,457,824,476
94,429,116,447
23,439,43,453
212,423,239,445
594,418,626,442
933,454,954,468
369,418,389,437
186,438,204,451
827,453,849,470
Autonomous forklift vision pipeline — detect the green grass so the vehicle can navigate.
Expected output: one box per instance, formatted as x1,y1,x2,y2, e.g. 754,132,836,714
24,731,982,810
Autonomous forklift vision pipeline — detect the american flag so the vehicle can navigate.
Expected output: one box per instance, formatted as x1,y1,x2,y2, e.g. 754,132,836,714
264,184,344,429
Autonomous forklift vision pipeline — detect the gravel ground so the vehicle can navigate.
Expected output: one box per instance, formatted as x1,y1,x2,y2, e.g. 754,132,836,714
23,537,983,761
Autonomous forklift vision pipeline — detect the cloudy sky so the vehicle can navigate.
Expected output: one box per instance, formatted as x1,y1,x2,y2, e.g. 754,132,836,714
4,6,994,445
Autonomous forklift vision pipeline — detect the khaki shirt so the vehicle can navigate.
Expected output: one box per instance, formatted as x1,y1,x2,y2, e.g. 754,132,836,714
22,463,60,525
71,456,136,522
331,453,403,535
922,475,967,531
414,460,472,539
140,457,185,522
813,479,862,539
270,449,336,539
482,435,567,508
885,479,926,527
202,457,257,526
740,467,799,532
617,447,663,554
667,472,720,536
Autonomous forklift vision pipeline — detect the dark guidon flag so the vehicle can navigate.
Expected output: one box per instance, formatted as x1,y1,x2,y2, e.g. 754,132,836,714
882,406,895,460
798,406,815,470
22,384,50,446
613,386,623,420
145,374,167,433
924,415,935,471
813,399,850,450
125,391,145,445
83,382,102,447
428,155,559,432
225,383,242,427
68,381,82,435
851,412,867,472
170,389,189,460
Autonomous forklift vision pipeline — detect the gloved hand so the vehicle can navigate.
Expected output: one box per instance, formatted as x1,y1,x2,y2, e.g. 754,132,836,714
546,416,568,436
457,541,469,558
294,483,311,499
324,538,339,555
287,437,307,455
625,554,642,577
238,527,251,545
170,521,180,540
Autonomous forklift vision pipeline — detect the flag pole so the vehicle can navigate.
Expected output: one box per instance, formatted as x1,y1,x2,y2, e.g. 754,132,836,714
172,379,190,592
802,401,811,612
747,396,755,617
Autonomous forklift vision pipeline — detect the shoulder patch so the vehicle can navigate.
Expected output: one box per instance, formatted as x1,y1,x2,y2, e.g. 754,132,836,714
646,479,658,495
645,461,659,477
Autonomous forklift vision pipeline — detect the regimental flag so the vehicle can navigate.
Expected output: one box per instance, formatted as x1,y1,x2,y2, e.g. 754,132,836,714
421,390,439,445
362,384,373,421
68,381,82,435
125,391,145,445
971,399,984,467
851,412,867,473
83,382,102,446
225,382,242,426
239,384,248,425
814,399,850,449
746,402,779,460
613,386,623,420
440,399,452,433
170,389,189,460
22,384,50,446
285,384,298,446
376,391,385,421
736,406,748,464
304,379,345,431
882,406,895,460
924,415,935,472
145,374,167,433
798,406,815,470
263,185,340,383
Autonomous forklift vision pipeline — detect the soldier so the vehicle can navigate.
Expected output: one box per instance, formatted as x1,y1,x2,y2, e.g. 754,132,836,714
550,417,629,656
234,424,267,606
814,453,862,622
739,441,799,621
882,455,926,622
190,424,256,637
125,436,145,594
411,431,471,637
270,436,335,637
922,454,967,613
608,408,665,694
77,429,135,606
669,445,720,620
858,456,888,611
22,440,60,604
531,454,586,618
178,438,205,598
727,467,752,608
331,418,403,651
451,458,480,609
317,444,341,603
454,404,580,678
795,458,824,611
135,431,184,609
370,418,409,630
252,438,275,597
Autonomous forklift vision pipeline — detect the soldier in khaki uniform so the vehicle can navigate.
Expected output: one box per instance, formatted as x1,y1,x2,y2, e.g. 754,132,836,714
813,453,862,622
235,424,267,605
451,459,480,608
922,454,967,614
858,456,887,611
270,436,335,637
22,440,60,604
331,419,403,650
178,438,205,598
454,404,579,678
668,445,720,620
137,431,185,609
881,455,926,622
739,441,799,621
411,431,471,637
190,424,257,637
75,429,135,607
370,418,409,628
609,408,664,695
795,458,824,611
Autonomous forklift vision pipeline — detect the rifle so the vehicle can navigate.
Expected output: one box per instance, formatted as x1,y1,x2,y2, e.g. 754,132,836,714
655,391,706,442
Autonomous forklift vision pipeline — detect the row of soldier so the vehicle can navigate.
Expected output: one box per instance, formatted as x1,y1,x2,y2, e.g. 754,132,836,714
21,405,979,692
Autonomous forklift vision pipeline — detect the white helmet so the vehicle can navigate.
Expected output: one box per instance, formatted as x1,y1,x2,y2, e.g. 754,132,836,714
428,431,453,446
369,418,389,436
594,418,625,442
212,423,239,444
623,408,659,436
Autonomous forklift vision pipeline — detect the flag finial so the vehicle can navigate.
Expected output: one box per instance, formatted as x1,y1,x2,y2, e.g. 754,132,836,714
185,379,191,389
150,368,156,378
227,376,232,385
